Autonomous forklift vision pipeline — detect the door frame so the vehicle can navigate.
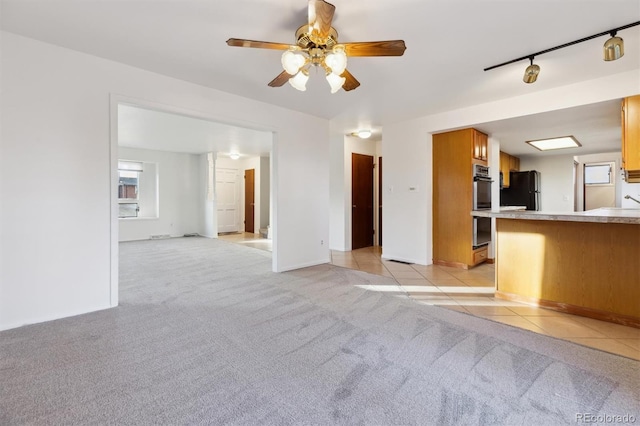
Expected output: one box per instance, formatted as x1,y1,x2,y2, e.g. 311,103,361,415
110,94,277,307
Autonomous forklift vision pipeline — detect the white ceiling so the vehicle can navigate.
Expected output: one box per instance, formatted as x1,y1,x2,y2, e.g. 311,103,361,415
2,0,639,155
118,104,273,158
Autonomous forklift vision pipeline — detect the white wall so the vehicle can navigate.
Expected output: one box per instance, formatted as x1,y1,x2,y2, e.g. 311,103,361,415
118,147,200,241
0,32,329,331
259,156,270,230
329,129,346,250
381,70,640,265
519,154,575,212
199,153,216,238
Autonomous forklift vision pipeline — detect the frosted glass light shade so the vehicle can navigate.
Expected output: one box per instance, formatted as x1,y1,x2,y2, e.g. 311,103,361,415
326,72,346,93
281,50,306,75
289,70,309,91
324,47,347,75
357,130,372,139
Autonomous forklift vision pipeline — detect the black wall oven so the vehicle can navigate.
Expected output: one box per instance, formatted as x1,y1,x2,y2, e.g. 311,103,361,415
472,165,492,248
473,216,491,248
473,164,492,210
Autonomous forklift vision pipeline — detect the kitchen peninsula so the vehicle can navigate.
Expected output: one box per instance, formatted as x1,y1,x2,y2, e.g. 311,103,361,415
473,208,640,328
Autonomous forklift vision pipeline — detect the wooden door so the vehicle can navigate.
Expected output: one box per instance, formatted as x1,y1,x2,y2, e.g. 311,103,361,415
378,156,382,246
244,169,255,233
352,153,374,250
216,168,239,233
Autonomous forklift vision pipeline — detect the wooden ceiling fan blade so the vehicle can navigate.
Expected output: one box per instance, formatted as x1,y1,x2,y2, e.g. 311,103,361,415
341,70,360,91
268,71,293,87
343,40,407,57
226,38,292,50
308,0,335,44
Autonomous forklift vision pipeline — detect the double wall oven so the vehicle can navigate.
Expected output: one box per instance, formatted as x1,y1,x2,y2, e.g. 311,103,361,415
472,165,492,248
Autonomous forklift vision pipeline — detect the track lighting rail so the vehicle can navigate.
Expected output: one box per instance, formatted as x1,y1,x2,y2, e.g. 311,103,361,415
484,21,640,72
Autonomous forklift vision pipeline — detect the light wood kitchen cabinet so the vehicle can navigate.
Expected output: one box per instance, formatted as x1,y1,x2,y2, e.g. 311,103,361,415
622,95,640,182
472,131,488,164
499,151,520,188
433,128,490,268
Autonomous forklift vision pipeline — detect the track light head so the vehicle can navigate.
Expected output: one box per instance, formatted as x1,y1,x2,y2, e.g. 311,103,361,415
603,31,624,61
523,57,540,84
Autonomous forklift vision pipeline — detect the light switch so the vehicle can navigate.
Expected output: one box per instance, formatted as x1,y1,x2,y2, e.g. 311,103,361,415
408,186,419,192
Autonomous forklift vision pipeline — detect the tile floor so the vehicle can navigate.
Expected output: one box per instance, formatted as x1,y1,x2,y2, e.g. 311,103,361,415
218,234,639,360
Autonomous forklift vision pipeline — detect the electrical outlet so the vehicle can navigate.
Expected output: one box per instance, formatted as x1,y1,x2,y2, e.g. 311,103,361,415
320,240,324,245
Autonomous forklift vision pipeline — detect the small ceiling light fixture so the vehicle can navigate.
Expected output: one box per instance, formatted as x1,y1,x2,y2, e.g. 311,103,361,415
523,56,540,84
484,21,639,81
603,31,624,61
525,136,582,151
347,130,372,139
229,153,240,160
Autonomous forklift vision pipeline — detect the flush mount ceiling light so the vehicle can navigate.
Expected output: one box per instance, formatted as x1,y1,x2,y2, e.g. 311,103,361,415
526,136,582,151
484,21,639,83
347,130,372,139
229,153,240,160
226,0,406,93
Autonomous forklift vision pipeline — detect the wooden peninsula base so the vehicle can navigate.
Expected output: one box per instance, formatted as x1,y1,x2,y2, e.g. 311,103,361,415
474,209,640,328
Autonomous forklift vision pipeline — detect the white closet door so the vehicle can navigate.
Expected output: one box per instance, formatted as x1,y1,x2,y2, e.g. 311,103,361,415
216,168,239,233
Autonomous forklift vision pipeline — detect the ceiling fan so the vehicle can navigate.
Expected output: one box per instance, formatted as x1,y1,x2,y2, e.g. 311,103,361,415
226,0,406,93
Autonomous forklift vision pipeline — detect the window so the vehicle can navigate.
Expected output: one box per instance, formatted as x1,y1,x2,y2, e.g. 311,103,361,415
584,162,614,185
118,161,143,218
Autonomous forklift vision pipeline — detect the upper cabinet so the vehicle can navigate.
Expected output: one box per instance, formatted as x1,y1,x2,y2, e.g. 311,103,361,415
499,151,520,188
472,131,488,164
622,95,640,182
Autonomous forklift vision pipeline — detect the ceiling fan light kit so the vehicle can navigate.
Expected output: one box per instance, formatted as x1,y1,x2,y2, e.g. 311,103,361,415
485,20,639,84
226,0,406,93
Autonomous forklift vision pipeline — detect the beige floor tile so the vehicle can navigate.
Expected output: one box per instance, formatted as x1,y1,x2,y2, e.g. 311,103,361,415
566,338,640,360
401,285,442,293
464,306,519,316
409,295,454,302
389,270,424,279
427,278,465,286
508,306,571,317
438,305,470,314
525,317,608,338
457,278,495,287
450,296,501,306
569,317,640,339
394,278,431,286
616,339,640,351
483,316,546,334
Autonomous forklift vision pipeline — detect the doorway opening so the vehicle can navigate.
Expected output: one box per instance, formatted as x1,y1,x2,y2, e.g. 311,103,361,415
584,161,616,210
111,97,275,306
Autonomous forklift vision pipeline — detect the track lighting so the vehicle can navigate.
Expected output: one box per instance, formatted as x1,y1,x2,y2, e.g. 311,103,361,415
603,31,624,61
484,21,639,82
523,57,540,84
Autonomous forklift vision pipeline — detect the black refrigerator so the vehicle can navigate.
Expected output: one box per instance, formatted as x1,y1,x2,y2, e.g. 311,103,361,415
501,170,540,210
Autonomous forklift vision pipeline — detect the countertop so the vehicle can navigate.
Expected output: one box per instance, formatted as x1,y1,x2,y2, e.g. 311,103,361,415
471,207,640,224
